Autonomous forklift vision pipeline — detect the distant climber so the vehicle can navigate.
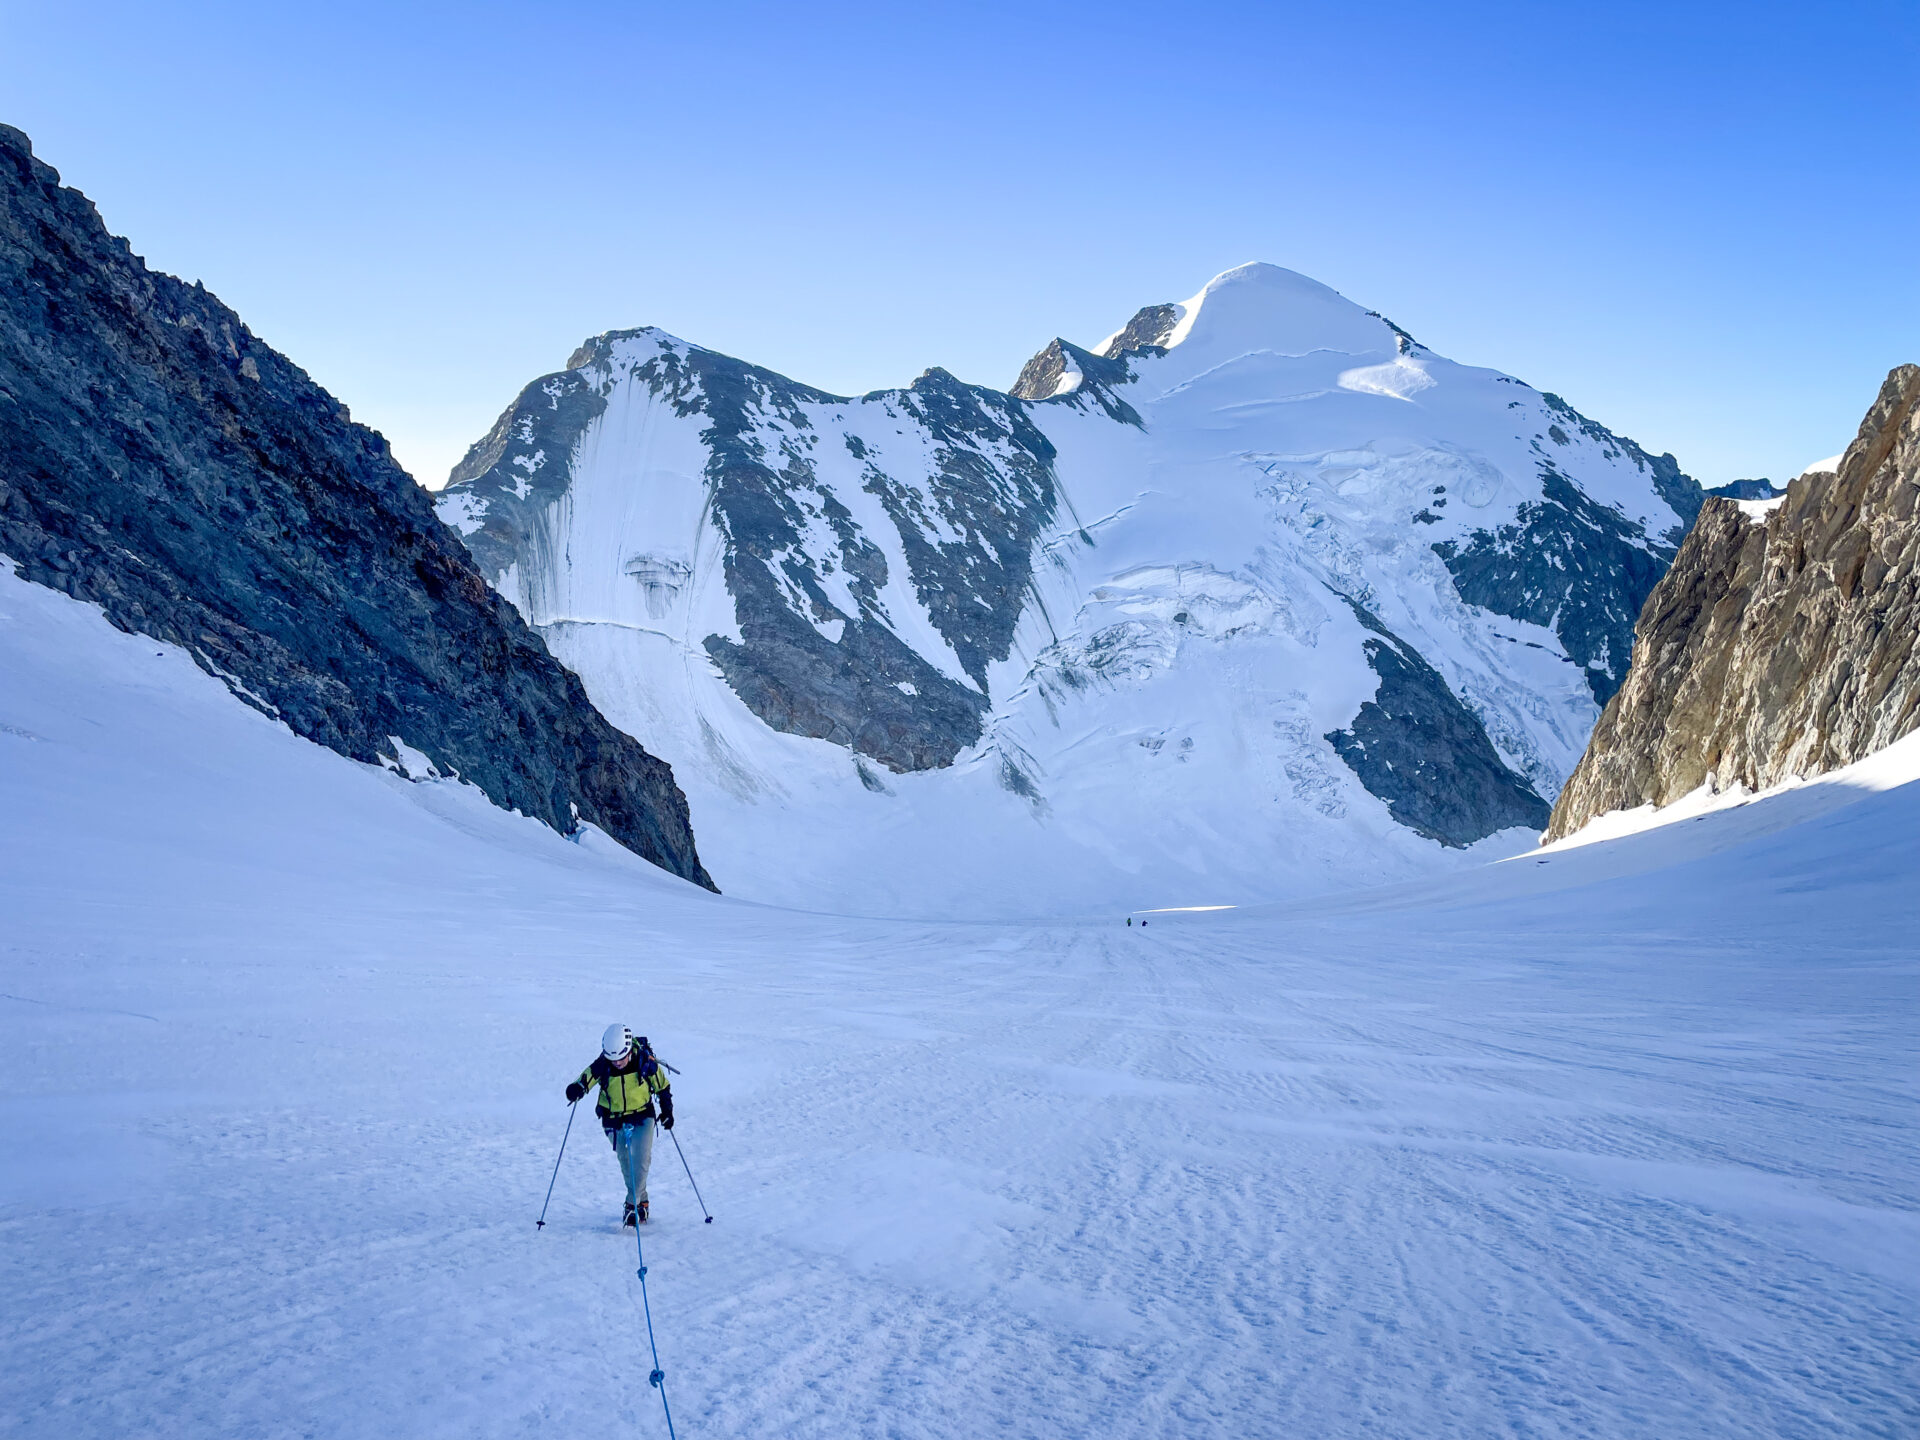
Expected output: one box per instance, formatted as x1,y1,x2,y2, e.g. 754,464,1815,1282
566,1023,674,1226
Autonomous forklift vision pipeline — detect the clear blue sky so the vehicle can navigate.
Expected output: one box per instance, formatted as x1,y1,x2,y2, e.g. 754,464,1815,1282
3,1,1913,488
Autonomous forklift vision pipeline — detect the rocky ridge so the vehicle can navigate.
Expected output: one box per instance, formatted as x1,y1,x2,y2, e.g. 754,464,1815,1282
1547,363,1920,840
0,125,713,889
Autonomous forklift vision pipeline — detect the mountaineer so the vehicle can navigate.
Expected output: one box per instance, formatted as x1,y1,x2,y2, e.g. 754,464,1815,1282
566,1023,674,1225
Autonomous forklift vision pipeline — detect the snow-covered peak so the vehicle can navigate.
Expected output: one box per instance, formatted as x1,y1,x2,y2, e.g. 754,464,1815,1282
569,326,701,381
565,325,673,373
439,264,1705,913
1086,263,1420,409
1158,262,1402,361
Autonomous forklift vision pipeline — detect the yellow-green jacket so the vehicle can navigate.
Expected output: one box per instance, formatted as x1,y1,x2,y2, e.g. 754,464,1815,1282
578,1050,672,1128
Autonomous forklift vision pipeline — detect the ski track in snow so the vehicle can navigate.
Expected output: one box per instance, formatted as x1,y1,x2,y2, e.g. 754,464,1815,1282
2,568,1916,1439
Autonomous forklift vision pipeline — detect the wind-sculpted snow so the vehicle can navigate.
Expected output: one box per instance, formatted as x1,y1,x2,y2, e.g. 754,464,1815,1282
439,263,1701,911
5,565,1916,1439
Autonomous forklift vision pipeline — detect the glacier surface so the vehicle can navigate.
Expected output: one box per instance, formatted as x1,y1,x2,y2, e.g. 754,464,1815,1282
3,556,1914,1439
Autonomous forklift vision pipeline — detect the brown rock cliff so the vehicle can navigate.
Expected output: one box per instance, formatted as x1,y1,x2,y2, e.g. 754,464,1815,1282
1547,364,1920,840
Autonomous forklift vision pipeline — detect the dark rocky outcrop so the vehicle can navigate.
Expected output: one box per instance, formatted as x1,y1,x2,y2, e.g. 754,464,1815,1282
1706,478,1783,501
443,354,610,581
1547,364,1920,841
1432,396,1703,705
0,125,713,889
1325,599,1551,846
1433,468,1677,704
1098,304,1180,357
862,367,1061,691
1008,339,1144,426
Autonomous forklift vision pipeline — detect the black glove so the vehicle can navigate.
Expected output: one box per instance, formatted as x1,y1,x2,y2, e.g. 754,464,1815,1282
565,1081,585,1104
658,1098,674,1130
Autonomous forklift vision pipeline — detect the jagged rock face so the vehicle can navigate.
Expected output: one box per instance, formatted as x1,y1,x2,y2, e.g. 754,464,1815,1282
446,334,1058,772
1548,364,1920,840
439,262,1698,912
1099,303,1181,356
0,126,713,890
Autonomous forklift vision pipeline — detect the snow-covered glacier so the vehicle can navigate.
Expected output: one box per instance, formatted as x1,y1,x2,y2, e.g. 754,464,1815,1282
6,555,1915,1440
437,264,1701,913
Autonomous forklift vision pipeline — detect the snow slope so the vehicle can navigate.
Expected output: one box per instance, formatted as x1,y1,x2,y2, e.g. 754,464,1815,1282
438,265,1700,915
5,564,1916,1437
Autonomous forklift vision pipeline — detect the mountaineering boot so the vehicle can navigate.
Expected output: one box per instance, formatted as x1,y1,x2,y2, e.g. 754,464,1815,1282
637,1200,650,1224
623,1201,637,1228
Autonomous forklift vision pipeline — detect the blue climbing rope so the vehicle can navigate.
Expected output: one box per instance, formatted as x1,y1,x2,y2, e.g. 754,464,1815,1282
631,1146,678,1440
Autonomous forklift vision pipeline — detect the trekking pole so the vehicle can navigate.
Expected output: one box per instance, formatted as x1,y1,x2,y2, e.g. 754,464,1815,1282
535,1100,579,1231
667,1127,713,1223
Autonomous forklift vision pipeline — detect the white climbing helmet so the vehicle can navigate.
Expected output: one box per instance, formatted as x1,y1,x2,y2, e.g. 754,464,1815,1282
601,1023,633,1061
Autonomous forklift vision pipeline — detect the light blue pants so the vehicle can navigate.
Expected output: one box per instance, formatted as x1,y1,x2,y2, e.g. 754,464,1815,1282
607,1118,655,1206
